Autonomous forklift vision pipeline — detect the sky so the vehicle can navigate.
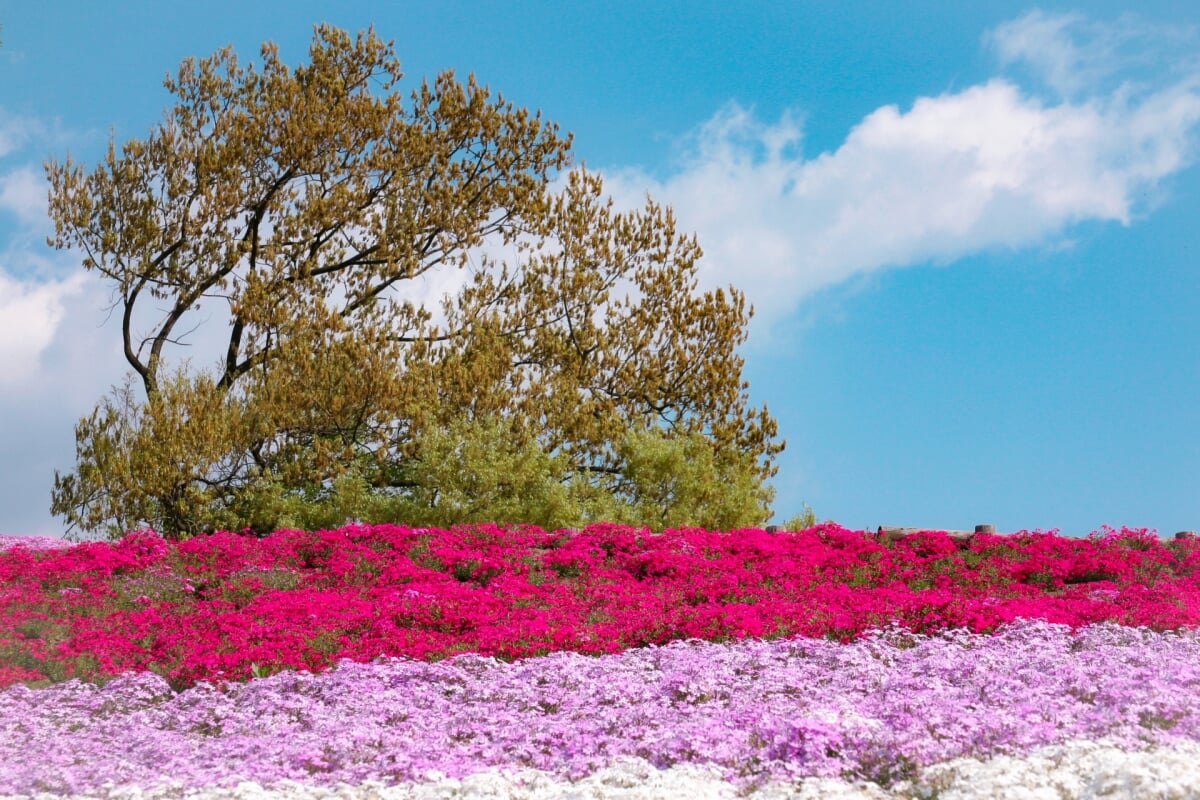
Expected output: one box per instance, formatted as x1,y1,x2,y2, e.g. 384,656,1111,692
0,1,1196,540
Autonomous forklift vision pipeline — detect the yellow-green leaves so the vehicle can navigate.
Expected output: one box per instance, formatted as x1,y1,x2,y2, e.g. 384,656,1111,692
781,505,818,532
48,25,783,541
609,428,775,531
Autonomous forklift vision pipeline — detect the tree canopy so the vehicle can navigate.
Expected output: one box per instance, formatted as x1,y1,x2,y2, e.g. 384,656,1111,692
46,25,784,540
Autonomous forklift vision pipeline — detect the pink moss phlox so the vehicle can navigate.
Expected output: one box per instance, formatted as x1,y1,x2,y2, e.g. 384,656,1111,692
1,523,1197,690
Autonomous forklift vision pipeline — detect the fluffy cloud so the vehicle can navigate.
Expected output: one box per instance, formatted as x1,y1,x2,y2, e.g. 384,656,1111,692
601,12,1200,330
0,270,85,385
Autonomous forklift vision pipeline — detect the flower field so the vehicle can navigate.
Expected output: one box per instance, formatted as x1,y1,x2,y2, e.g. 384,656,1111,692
2,523,1199,798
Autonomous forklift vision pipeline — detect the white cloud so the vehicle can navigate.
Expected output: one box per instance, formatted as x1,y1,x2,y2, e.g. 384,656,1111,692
986,10,1102,97
986,10,1200,98
600,12,1200,333
0,109,41,159
0,164,47,227
0,270,85,386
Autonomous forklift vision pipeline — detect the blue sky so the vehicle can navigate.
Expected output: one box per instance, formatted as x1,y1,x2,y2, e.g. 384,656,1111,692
0,2,1196,539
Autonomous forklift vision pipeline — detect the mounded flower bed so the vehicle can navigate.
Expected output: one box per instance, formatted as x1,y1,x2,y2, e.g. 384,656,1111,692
2,524,1198,798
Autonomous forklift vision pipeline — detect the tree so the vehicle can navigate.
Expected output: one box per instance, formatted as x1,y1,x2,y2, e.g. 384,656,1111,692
780,505,818,532
47,25,783,541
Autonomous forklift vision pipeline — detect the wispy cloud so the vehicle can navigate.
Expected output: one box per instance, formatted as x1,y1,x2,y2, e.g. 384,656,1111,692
0,109,42,159
0,164,48,228
986,10,1200,98
601,11,1200,331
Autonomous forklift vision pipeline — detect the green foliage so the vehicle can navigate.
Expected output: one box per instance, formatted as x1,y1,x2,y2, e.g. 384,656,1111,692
599,427,775,530
222,415,774,533
390,414,583,529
